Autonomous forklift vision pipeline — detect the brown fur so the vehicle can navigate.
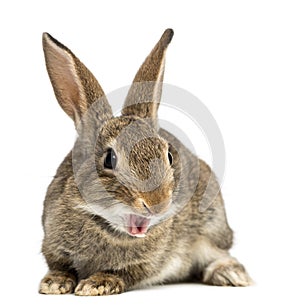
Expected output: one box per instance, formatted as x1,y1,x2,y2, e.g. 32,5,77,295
39,29,252,296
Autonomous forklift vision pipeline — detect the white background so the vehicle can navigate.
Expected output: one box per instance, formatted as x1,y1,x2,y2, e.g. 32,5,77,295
1,0,300,306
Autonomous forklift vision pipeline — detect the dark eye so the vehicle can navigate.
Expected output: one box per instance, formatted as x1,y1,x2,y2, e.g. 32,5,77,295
104,148,117,170
168,151,173,165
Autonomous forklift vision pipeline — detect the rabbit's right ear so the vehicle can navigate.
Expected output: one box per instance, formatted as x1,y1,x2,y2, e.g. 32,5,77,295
121,29,173,130
42,33,113,125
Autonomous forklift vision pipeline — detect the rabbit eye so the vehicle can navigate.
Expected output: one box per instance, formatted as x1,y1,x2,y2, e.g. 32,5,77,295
104,148,117,170
168,151,173,165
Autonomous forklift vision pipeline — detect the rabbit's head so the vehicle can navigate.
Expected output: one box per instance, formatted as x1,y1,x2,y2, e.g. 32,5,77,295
43,30,180,237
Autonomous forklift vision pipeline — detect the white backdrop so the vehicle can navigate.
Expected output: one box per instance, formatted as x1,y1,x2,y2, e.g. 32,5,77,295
1,0,300,306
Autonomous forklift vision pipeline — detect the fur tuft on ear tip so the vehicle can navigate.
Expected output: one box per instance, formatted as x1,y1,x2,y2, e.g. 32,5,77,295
42,32,54,43
161,28,174,47
42,32,69,52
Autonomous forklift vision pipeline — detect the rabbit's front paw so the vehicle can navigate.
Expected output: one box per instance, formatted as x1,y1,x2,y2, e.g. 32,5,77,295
75,273,125,296
203,257,252,287
39,271,76,294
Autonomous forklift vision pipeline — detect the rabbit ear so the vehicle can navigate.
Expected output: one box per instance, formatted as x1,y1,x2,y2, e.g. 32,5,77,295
42,33,113,125
121,29,174,128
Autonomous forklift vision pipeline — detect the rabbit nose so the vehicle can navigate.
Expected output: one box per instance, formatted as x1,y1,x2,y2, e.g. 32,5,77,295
141,198,171,216
142,201,153,215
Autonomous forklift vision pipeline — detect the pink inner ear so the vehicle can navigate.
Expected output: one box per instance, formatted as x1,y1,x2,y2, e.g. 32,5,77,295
44,38,85,120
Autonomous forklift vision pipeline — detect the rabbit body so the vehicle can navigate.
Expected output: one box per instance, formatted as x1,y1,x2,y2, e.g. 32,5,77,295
39,29,251,295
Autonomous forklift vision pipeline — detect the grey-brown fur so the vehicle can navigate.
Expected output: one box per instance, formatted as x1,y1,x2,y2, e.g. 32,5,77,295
39,29,252,296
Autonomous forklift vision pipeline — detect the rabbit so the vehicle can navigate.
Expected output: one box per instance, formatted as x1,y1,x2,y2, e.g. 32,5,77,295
39,28,252,296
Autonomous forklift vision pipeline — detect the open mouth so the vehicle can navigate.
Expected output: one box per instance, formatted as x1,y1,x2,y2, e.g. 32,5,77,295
126,214,151,237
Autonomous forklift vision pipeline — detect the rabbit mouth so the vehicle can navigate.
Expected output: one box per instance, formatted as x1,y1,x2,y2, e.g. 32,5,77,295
126,214,151,237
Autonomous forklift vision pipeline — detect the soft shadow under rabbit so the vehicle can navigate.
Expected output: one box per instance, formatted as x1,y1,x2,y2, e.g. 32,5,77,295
39,29,252,295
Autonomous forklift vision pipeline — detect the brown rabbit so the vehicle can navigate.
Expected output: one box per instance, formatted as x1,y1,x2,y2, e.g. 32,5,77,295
39,29,252,296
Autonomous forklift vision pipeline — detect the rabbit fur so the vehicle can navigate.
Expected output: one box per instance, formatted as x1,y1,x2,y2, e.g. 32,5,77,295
39,29,251,295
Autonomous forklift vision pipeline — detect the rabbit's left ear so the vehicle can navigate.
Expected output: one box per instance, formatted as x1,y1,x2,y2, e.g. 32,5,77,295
121,29,174,129
42,33,113,126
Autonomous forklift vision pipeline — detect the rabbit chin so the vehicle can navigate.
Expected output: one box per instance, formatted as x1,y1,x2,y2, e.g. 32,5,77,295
77,202,162,238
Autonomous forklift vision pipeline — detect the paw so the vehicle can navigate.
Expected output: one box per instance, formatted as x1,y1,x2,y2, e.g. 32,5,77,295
39,271,76,294
203,257,252,287
75,273,125,296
